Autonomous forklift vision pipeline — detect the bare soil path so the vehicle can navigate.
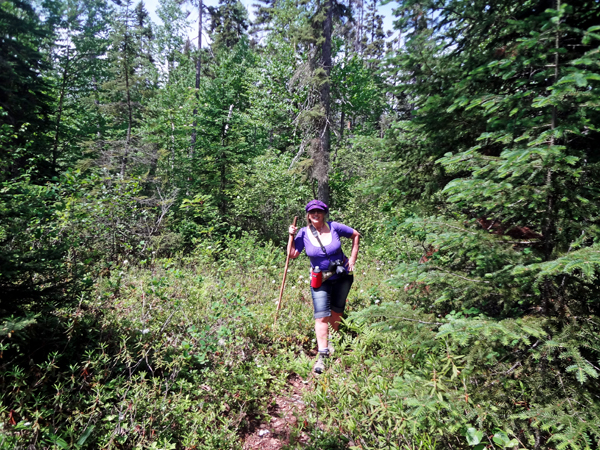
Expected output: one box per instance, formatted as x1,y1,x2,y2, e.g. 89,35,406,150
242,374,311,450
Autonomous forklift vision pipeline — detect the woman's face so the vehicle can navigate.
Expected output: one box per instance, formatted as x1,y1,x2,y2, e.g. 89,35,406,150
308,209,325,227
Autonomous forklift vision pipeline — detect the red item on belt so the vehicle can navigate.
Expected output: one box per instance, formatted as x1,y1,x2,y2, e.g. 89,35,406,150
310,267,322,288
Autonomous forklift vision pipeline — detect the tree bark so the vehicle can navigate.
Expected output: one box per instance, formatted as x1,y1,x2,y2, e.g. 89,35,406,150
543,0,560,262
218,104,234,215
52,46,70,174
91,74,102,139
316,0,333,204
121,1,133,177
190,0,203,155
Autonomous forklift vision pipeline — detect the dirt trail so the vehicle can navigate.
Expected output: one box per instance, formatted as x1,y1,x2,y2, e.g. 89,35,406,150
242,374,311,450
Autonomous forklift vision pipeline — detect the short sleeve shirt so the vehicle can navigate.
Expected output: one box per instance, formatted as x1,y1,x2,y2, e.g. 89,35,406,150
294,221,355,279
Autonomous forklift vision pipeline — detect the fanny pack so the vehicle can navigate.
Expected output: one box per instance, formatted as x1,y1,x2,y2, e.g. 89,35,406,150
309,224,348,278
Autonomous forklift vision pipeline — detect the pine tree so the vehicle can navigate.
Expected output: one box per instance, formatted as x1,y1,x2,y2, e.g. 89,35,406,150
208,0,249,50
286,0,349,204
376,1,600,446
0,0,52,181
362,0,385,60
43,0,113,173
155,0,190,78
191,40,258,216
101,0,157,176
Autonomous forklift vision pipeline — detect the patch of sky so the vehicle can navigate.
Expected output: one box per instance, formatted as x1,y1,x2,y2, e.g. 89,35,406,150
143,0,400,46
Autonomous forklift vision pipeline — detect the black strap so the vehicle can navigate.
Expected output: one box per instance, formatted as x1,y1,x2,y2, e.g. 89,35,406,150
309,224,329,257
310,223,349,275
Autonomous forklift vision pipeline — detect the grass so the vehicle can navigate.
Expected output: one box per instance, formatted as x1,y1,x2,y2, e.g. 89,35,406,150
1,235,413,450
4,232,598,449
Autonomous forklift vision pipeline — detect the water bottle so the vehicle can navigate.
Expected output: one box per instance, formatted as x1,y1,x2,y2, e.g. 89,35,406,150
310,266,322,288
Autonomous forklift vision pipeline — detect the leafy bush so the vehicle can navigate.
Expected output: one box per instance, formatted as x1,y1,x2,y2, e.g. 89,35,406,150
232,151,312,243
0,176,88,315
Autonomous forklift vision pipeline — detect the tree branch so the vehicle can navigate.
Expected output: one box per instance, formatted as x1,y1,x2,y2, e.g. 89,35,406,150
427,266,491,283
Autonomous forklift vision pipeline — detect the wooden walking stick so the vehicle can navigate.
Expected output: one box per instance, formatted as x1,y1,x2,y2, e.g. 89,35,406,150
274,216,298,325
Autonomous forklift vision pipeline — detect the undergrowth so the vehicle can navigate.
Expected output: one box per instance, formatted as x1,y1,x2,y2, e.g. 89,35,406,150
0,233,401,449
2,231,599,449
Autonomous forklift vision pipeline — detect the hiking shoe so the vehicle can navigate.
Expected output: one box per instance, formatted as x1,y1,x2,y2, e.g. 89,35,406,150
313,353,327,374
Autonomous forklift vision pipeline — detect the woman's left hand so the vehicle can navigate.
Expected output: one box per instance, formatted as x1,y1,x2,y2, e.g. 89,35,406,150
348,258,356,273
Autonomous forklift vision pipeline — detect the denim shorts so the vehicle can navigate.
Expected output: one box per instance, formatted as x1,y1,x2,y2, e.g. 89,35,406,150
311,275,354,319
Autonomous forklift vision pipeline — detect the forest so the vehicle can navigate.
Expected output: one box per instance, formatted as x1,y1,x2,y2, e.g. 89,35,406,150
1,0,600,448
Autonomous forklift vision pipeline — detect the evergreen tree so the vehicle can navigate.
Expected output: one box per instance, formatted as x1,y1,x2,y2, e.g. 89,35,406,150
191,40,258,216
101,0,158,176
208,0,249,50
362,0,385,60
44,0,113,173
286,0,348,204
0,0,52,181
155,0,190,77
377,1,600,446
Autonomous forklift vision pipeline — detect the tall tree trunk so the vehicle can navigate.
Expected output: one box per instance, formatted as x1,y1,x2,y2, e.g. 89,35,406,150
92,74,102,139
121,3,133,177
219,104,234,215
52,46,70,174
356,0,364,53
541,0,561,317
122,58,133,177
543,0,560,263
190,0,203,155
316,0,333,204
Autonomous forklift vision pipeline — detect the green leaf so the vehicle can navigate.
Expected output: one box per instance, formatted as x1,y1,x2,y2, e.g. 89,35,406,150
574,72,588,87
77,425,95,446
466,427,483,446
367,396,381,406
493,431,510,446
51,437,69,449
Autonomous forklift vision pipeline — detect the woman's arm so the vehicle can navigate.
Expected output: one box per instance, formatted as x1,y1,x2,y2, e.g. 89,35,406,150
288,225,301,258
348,230,360,272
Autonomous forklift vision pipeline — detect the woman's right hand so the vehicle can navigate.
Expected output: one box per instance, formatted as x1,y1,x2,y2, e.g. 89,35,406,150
289,225,298,236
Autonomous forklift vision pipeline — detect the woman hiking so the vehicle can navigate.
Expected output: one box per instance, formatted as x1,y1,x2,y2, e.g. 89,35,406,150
287,200,360,374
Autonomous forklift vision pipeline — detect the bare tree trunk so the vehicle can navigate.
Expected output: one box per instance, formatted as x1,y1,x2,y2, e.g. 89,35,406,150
356,0,364,53
171,118,175,171
121,3,133,177
219,104,234,215
541,0,562,317
52,46,70,174
316,0,333,204
190,0,203,155
122,60,133,177
543,0,560,263
92,74,102,139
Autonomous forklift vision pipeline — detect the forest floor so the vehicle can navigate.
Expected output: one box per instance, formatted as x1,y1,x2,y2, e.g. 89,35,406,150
242,374,309,450
2,246,400,449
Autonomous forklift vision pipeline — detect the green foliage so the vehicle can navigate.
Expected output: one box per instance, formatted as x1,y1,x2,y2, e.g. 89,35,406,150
0,177,84,314
208,0,249,50
0,0,52,180
3,0,600,447
231,151,311,242
313,301,599,449
0,231,312,449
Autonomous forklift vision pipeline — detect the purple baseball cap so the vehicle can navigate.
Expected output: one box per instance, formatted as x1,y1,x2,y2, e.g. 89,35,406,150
305,199,329,213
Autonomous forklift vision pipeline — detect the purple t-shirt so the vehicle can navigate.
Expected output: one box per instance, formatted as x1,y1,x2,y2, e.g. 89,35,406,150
294,221,355,280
